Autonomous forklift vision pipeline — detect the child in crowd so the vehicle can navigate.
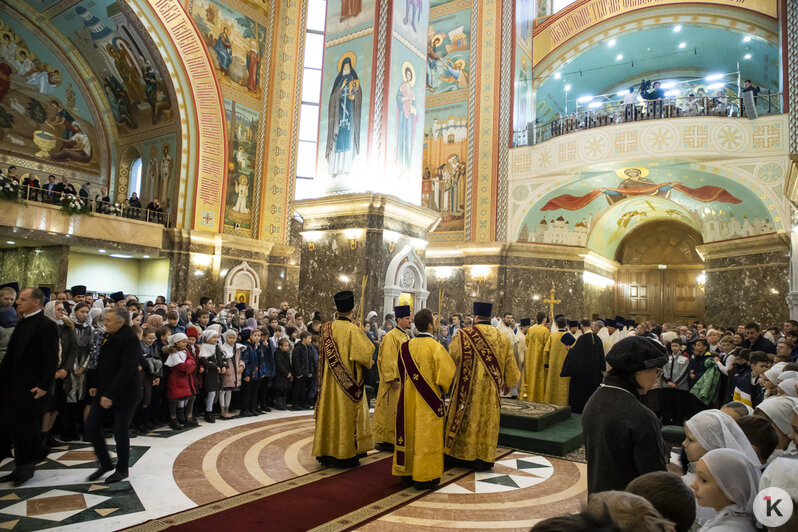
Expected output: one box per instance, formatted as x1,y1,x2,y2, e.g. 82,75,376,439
218,330,245,419
185,326,202,418
690,448,760,531
137,327,163,432
272,338,293,410
626,471,696,532
754,396,798,460
733,351,770,408
257,326,275,412
199,329,223,423
585,491,675,532
239,328,262,417
291,332,312,410
719,401,751,421
735,415,778,465
307,334,320,407
163,333,197,430
761,362,787,398
167,310,185,335
662,339,691,425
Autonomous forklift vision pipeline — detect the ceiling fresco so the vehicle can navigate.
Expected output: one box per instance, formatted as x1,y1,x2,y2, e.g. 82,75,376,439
516,161,781,259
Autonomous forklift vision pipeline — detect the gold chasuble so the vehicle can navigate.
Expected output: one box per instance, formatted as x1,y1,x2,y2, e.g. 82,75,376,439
393,335,456,482
313,319,375,460
373,326,410,446
524,323,551,402
444,324,520,463
542,330,571,406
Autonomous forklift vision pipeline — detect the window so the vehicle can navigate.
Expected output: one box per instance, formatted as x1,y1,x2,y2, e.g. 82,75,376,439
130,157,142,198
552,0,577,14
295,0,326,187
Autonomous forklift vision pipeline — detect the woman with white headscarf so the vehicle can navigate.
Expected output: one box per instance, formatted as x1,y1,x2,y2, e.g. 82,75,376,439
691,448,761,531
218,329,245,419
681,409,760,527
198,329,224,423
762,362,787,398
759,456,798,532
754,396,798,459
778,378,798,397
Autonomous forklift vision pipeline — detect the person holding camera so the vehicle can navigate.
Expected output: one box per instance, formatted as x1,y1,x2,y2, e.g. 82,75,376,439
641,80,665,118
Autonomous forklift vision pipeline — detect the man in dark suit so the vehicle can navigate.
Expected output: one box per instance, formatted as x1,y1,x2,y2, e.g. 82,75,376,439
85,307,142,483
0,288,59,486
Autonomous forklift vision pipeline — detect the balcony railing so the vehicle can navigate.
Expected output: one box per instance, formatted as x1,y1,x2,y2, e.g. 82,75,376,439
1,184,171,227
514,92,782,147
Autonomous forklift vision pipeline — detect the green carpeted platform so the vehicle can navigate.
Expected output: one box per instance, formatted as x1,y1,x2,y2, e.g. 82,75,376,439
498,400,584,456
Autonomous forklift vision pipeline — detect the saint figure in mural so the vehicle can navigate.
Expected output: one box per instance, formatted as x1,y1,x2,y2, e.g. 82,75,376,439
233,174,250,214
440,58,468,89
340,0,362,20
147,145,159,199
215,26,233,74
403,0,421,32
159,144,173,199
541,167,743,211
246,39,260,92
326,53,361,178
50,122,91,163
395,63,417,171
426,34,443,91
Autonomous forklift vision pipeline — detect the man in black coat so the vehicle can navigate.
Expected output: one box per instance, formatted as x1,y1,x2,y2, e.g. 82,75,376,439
560,318,605,414
742,322,776,354
85,307,143,484
0,288,59,485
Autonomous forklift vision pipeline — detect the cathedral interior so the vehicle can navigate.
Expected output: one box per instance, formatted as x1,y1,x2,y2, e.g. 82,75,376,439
0,0,795,529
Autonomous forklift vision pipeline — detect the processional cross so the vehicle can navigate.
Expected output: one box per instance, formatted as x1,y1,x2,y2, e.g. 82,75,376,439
543,287,560,318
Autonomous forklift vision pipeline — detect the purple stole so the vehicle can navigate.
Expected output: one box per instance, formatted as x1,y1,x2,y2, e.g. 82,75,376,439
444,325,502,452
317,321,364,407
395,339,444,471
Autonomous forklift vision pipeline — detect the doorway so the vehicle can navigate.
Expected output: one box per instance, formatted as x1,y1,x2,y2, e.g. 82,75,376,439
614,221,705,323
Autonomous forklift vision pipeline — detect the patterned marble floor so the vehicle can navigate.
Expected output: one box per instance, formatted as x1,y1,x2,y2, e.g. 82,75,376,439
0,412,587,531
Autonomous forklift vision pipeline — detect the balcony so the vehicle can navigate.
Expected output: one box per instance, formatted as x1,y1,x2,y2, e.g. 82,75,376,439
513,93,782,148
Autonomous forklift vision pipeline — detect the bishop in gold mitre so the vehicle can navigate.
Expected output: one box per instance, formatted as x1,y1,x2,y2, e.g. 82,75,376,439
444,301,520,470
393,308,455,489
524,311,551,402
373,304,412,451
312,290,375,467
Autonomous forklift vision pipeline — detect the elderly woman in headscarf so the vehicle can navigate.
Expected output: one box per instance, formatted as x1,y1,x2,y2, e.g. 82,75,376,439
582,336,670,494
145,313,164,332
42,299,78,446
754,396,798,460
198,328,224,423
690,448,761,531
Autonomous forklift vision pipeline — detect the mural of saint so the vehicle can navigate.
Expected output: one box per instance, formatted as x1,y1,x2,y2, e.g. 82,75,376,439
246,39,260,92
159,143,172,198
426,34,443,91
215,26,233,74
146,145,158,197
326,52,361,178
541,167,742,211
395,62,417,170
340,0,362,20
403,0,421,31
233,174,250,214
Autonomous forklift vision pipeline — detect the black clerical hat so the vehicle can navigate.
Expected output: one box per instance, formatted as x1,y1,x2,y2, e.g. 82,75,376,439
0,282,19,293
70,285,87,296
554,314,564,320
606,336,668,372
520,318,531,327
561,332,576,347
110,291,125,303
333,291,355,313
394,305,411,318
235,302,247,311
473,301,492,317
568,320,578,328
605,318,617,328
38,286,51,300
614,315,626,327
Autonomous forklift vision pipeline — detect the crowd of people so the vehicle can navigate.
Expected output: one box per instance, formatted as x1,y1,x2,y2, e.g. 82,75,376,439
1,281,796,531
0,165,167,224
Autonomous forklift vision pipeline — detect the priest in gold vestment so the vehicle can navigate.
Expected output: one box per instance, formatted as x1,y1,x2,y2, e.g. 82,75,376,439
393,309,455,489
524,311,550,402
313,291,375,467
444,302,520,470
373,305,412,451
542,316,572,406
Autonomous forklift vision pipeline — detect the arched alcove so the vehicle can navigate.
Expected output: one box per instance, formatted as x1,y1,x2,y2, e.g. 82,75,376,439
615,221,704,265
383,245,429,318
224,262,262,308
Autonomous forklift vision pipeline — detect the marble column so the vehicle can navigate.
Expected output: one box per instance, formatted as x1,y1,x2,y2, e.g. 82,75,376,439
294,194,438,319
787,231,798,319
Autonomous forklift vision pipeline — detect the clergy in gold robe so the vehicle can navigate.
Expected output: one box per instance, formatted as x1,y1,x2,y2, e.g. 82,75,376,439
524,311,550,402
373,305,411,450
444,301,520,470
393,309,455,489
542,316,572,406
313,291,375,467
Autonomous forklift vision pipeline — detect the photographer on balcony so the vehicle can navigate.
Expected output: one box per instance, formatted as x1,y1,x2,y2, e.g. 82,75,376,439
621,87,637,123
640,80,665,119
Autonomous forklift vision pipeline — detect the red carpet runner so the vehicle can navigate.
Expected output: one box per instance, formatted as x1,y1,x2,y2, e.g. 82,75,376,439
151,456,404,531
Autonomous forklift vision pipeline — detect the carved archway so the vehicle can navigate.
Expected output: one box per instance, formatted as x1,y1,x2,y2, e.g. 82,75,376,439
383,245,429,319
224,262,262,308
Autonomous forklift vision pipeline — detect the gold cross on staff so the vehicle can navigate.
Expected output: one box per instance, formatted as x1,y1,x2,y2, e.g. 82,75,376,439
543,287,560,318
